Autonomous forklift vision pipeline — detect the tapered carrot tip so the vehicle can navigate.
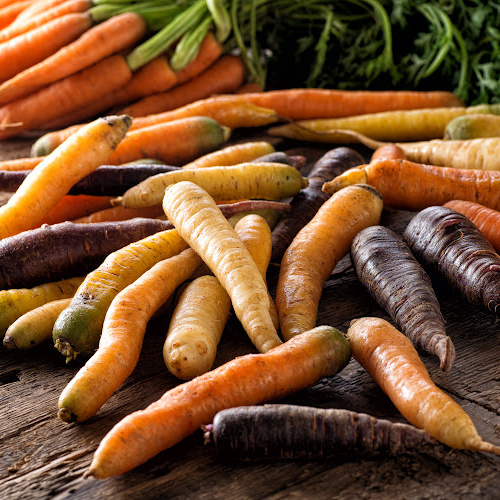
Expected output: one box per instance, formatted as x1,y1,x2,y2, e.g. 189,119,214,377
58,407,77,424
436,336,456,372
322,167,367,194
467,438,500,455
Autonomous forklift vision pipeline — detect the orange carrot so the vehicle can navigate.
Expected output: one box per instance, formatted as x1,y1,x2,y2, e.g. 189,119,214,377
119,54,246,117
236,89,463,121
85,325,352,478
72,205,164,224
347,317,500,454
236,82,264,94
0,0,91,43
371,144,406,161
0,11,92,84
39,32,223,130
0,54,133,139
276,184,383,341
39,195,114,226
0,12,146,104
443,200,500,252
12,0,70,23
105,116,230,166
322,158,500,212
0,0,31,30
0,156,44,171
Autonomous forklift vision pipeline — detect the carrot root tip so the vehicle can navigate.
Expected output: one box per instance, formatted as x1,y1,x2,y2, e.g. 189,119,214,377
436,336,456,372
54,338,78,363
58,407,77,424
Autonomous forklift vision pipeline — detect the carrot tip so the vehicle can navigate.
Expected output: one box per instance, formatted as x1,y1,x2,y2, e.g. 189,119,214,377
54,338,78,363
57,407,77,424
437,336,456,372
470,439,500,456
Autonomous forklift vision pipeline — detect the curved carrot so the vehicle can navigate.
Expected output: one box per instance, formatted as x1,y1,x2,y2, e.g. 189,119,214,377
0,156,44,171
0,0,91,44
276,183,383,341
347,317,500,454
0,0,31,30
444,200,500,252
0,12,147,104
0,114,131,238
0,55,133,139
322,159,500,212
72,205,165,224
86,325,352,479
120,54,246,117
0,11,92,84
162,181,282,353
57,248,201,423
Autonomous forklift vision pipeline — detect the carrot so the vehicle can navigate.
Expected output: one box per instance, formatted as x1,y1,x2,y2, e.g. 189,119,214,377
322,159,500,212
86,325,352,479
57,248,201,423
253,151,306,170
402,205,500,315
0,0,91,44
162,181,282,353
0,11,92,84
221,89,464,121
119,54,246,117
72,205,165,224
443,200,500,252
267,104,500,143
11,0,70,24
37,31,223,131
33,99,275,157
347,316,500,454
105,116,230,166
117,162,307,208
3,297,71,349
0,218,174,290
371,144,406,161
0,276,83,337
163,274,231,381
0,1,31,30
0,114,130,238
38,194,114,226
0,155,44,171
51,199,276,361
0,164,181,196
312,129,500,171
181,141,275,169
276,184,383,341
0,56,133,139
204,404,437,461
444,113,500,140
271,147,365,263
236,82,263,94
0,12,147,104
351,225,454,371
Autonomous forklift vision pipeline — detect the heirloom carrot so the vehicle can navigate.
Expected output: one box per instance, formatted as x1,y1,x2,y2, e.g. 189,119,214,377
271,147,365,263
443,200,500,252
0,0,91,43
276,184,383,340
57,248,201,423
162,181,282,353
105,116,230,166
86,325,352,479
0,156,44,171
371,144,406,161
0,12,147,104
117,162,306,208
444,113,500,140
233,89,463,121
72,205,165,224
0,55,133,139
0,114,130,238
351,225,454,371
347,317,500,454
322,159,500,212
205,404,437,461
402,205,500,316
0,11,92,84
120,54,246,117
3,297,71,349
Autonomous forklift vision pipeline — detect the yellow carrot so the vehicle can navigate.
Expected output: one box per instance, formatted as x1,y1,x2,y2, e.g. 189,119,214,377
162,181,282,353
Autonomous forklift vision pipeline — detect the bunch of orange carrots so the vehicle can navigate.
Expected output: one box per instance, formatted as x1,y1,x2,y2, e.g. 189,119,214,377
1,79,500,482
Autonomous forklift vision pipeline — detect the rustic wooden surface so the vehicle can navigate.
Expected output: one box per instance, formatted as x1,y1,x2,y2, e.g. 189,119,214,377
0,132,499,499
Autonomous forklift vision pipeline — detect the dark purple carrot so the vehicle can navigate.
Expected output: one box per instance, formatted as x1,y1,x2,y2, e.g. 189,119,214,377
351,225,454,371
203,404,437,461
271,147,365,263
0,163,181,196
0,200,289,290
253,151,306,170
402,205,500,315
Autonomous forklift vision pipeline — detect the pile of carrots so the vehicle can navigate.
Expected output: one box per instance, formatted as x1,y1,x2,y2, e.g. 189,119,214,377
1,82,500,480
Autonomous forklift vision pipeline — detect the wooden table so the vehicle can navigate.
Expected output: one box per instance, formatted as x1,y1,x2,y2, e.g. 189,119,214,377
0,132,499,499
